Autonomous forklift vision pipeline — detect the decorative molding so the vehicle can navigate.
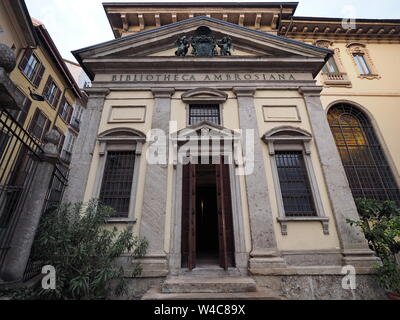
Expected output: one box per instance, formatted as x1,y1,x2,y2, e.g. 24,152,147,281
314,40,352,88
262,126,329,236
233,87,256,97
94,128,145,223
277,217,330,236
151,88,175,98
298,86,323,97
108,105,147,123
262,105,301,123
181,88,228,104
346,42,381,80
83,87,110,98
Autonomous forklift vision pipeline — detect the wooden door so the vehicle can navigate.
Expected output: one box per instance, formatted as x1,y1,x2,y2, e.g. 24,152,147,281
181,163,197,270
216,162,235,270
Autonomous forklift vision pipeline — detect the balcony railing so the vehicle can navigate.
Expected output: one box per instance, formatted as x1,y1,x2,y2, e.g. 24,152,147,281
321,72,352,87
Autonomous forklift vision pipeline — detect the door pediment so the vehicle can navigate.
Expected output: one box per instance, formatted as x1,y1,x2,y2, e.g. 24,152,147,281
171,121,241,143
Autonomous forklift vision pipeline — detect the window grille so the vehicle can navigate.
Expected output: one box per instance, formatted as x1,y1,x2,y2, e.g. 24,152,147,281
275,151,317,217
328,104,400,205
99,151,135,217
189,104,220,125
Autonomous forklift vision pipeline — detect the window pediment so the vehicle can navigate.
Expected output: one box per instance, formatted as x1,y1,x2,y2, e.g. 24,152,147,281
182,88,228,104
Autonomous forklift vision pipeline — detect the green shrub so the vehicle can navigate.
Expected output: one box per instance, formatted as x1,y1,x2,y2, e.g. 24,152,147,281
12,201,148,300
347,198,400,293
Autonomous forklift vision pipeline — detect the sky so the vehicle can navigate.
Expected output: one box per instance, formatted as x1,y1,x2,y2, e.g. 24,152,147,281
25,0,400,62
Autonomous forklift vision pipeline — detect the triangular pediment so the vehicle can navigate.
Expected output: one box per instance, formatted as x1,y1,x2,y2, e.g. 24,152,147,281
73,16,331,78
75,16,330,59
171,121,241,142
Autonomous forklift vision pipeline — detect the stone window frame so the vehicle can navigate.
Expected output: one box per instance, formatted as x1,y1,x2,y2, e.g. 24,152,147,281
92,128,146,224
314,39,352,88
262,126,329,236
346,42,381,80
182,88,228,127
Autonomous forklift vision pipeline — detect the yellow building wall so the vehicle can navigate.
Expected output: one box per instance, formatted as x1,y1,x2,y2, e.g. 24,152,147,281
83,91,154,235
85,86,344,254
311,41,400,182
254,90,341,251
8,46,75,136
0,1,28,58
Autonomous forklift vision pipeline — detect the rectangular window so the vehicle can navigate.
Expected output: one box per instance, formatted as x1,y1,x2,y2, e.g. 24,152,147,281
99,151,136,218
43,76,61,109
65,133,76,153
19,50,45,87
28,109,50,141
59,99,73,123
353,54,371,75
275,151,316,217
322,57,339,73
189,104,220,125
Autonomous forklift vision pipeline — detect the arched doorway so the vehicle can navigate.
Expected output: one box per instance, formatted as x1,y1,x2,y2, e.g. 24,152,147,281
327,103,400,205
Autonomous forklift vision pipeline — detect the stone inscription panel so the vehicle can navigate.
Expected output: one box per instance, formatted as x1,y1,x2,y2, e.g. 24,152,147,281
103,72,313,83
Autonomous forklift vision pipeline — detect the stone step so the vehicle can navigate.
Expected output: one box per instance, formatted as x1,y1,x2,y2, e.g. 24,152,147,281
162,276,257,294
142,287,286,300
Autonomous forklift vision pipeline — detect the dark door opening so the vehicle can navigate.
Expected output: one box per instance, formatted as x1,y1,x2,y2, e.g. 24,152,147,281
196,165,219,266
181,161,235,270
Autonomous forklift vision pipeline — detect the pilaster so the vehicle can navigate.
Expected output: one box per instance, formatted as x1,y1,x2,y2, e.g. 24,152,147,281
62,87,110,204
299,86,379,269
139,88,175,277
234,87,286,273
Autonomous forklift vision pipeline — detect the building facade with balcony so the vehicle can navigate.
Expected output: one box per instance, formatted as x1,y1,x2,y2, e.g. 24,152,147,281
65,2,399,299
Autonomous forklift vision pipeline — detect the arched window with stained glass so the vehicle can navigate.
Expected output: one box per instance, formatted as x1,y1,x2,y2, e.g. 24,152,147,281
328,103,400,205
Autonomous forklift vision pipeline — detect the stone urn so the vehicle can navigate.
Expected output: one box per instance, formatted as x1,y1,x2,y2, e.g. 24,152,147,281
0,43,17,73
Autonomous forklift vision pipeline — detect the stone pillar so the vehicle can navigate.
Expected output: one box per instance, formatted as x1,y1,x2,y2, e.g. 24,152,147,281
299,86,379,269
0,130,60,282
63,88,110,204
139,88,174,277
234,87,286,272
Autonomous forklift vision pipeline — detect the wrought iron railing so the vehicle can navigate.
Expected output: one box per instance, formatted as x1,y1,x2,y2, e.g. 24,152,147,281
0,107,43,271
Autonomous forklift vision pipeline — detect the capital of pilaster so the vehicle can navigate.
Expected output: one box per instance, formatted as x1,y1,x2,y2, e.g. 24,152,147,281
233,87,256,98
152,88,175,98
84,87,110,99
298,86,323,97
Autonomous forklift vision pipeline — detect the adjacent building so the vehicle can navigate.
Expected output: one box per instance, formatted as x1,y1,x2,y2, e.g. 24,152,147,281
0,0,86,283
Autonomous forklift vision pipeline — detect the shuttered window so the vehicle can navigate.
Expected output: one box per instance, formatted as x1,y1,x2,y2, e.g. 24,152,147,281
99,151,136,218
59,98,73,123
28,109,50,141
43,76,61,109
19,49,45,87
275,151,317,217
189,104,220,125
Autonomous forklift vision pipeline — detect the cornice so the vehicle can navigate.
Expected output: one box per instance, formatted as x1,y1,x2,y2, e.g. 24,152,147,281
279,18,400,40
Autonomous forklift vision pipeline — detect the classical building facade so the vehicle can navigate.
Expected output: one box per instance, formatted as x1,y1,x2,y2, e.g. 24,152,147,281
67,2,400,299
